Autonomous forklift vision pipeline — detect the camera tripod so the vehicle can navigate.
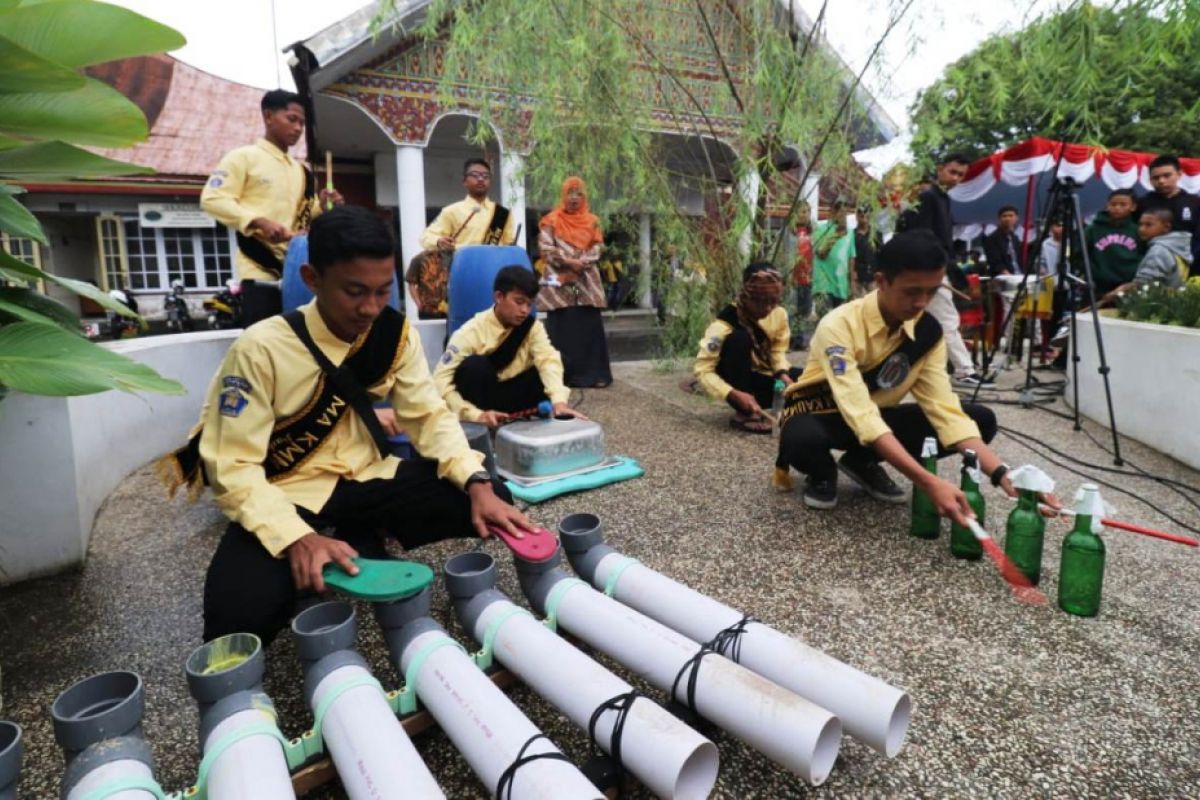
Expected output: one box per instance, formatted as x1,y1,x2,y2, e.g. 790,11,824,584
970,176,1124,466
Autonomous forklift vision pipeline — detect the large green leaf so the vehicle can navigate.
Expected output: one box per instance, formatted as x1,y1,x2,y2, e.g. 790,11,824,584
0,250,138,317
0,34,85,93
0,321,184,396
1,1,185,68
0,141,152,179
0,77,148,147
0,191,45,243
0,285,81,330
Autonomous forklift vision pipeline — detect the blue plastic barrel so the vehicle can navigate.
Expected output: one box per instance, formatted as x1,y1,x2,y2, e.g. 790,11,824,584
446,245,533,337
280,234,402,314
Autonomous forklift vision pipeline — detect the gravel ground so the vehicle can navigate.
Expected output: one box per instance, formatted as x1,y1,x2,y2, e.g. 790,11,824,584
2,359,1198,799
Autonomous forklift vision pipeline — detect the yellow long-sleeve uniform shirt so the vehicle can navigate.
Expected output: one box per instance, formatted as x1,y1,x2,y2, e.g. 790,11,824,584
197,301,484,557
419,196,517,251
693,305,792,400
433,308,570,421
788,291,980,447
200,138,320,281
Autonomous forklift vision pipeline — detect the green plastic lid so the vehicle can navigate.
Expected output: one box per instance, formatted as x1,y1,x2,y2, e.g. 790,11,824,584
323,558,435,602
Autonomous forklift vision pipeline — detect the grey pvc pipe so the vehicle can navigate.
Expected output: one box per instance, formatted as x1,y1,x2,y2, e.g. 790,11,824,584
0,722,22,800
50,671,158,800
184,633,294,799
292,601,445,799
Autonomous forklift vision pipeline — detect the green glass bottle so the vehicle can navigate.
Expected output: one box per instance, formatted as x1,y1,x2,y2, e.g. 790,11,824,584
1058,484,1106,617
910,436,941,539
949,450,985,560
1004,489,1046,585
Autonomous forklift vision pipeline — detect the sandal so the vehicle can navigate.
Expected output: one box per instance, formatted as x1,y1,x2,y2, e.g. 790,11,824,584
729,414,772,435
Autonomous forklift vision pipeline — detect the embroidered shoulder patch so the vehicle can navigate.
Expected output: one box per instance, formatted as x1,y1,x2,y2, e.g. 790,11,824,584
706,336,722,353
219,387,249,417
208,177,223,188
222,375,252,393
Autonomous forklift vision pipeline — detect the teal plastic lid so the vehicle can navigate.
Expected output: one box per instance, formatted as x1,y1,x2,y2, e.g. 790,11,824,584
323,558,435,602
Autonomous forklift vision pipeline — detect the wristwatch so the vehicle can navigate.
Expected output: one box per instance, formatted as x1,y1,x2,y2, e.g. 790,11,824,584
464,470,492,491
990,463,1011,488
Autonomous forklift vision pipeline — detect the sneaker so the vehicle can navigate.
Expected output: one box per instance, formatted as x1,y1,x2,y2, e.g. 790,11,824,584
954,372,996,388
771,466,795,493
1050,324,1070,347
803,475,838,509
837,456,906,504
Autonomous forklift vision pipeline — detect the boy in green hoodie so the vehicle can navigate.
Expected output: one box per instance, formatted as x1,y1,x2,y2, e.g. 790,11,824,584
1086,189,1141,296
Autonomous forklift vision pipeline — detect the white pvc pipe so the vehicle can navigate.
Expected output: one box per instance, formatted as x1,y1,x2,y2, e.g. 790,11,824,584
399,630,603,800
593,554,912,757
551,581,842,785
309,663,445,800
201,708,295,800
472,599,719,800
65,759,157,800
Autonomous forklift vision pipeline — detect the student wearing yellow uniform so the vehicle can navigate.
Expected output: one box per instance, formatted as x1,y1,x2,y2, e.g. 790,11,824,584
163,207,528,645
774,230,1048,519
694,263,800,434
435,267,584,428
200,90,342,326
420,158,517,254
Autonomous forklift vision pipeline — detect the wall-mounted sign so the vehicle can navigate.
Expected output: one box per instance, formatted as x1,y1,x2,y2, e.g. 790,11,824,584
138,203,215,228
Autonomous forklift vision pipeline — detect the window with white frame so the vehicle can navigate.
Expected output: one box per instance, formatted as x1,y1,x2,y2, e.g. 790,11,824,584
105,217,235,291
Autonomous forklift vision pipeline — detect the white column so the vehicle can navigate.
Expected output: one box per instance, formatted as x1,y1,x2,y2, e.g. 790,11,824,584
637,212,653,309
500,151,527,249
395,144,425,320
738,169,763,258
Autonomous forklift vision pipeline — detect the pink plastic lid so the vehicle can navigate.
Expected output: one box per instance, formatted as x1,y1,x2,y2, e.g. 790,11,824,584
488,524,559,562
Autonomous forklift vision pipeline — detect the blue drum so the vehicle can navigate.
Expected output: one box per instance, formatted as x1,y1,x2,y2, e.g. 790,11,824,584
446,245,533,337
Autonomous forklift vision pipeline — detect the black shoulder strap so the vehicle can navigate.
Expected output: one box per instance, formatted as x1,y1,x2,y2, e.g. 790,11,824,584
483,204,511,245
487,314,536,372
284,310,392,457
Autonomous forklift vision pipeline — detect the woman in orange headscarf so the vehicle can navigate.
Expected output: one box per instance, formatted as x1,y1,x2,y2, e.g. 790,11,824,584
538,176,612,387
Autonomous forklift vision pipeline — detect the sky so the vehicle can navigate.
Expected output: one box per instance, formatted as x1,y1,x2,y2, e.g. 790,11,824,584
109,0,1066,135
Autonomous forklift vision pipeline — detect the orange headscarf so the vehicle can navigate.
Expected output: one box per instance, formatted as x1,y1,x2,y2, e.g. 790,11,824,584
539,176,603,251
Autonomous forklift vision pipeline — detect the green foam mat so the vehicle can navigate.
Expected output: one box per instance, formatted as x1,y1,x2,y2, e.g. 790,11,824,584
323,558,435,601
506,457,644,504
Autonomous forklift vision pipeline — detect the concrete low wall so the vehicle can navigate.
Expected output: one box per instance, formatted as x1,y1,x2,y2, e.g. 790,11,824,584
0,331,238,585
0,320,450,585
1066,313,1200,470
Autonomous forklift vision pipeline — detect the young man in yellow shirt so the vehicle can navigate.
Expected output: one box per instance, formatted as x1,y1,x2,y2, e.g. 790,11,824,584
201,90,342,326
693,263,799,434
434,266,584,427
419,158,517,254
173,206,527,645
775,230,1041,520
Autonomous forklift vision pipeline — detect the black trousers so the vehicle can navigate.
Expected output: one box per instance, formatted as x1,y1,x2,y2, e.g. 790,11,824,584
777,402,997,479
455,355,548,413
240,280,282,328
716,328,802,409
202,459,512,645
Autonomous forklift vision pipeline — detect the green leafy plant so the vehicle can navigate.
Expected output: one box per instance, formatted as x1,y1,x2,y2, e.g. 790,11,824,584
0,0,186,398
911,1,1200,165
375,0,914,355
1116,280,1200,329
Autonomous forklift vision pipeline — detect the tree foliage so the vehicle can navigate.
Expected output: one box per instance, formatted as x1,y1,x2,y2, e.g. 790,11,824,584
911,0,1200,165
0,0,185,399
378,0,913,353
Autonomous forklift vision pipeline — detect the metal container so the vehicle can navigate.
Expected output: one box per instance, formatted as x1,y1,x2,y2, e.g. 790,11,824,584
495,419,606,478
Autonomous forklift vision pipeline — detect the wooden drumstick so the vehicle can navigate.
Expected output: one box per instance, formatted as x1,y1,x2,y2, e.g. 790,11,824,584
324,150,334,210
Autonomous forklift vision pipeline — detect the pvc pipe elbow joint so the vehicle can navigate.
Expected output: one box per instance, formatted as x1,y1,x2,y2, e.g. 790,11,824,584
512,540,574,617
558,513,615,582
373,586,445,666
442,550,508,632
50,671,157,798
0,722,21,800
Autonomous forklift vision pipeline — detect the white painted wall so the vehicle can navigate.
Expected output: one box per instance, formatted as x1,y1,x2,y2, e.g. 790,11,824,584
0,331,237,585
1066,313,1200,470
0,323,452,585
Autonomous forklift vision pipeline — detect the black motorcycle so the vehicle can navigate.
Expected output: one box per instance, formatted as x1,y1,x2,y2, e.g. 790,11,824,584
164,281,195,332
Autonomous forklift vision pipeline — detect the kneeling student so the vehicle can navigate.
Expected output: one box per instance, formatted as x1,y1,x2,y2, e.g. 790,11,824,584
161,206,530,647
694,263,800,434
435,266,586,427
775,230,1056,521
